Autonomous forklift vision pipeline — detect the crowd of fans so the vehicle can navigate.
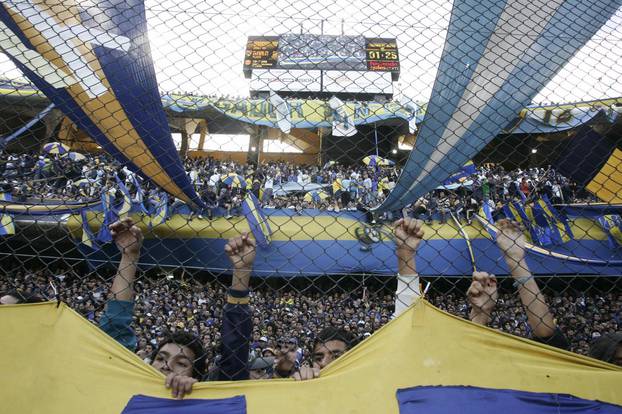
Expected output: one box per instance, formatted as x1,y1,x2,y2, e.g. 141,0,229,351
0,150,595,220
2,265,619,363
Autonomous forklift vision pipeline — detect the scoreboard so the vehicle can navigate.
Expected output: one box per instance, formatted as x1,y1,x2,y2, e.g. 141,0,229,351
244,36,279,70
365,38,399,72
243,34,400,80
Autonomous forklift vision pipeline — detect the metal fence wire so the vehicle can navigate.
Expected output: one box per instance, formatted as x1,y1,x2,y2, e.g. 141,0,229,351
0,0,621,390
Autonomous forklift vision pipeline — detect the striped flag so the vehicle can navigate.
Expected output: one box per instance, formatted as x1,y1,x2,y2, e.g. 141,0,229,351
540,195,574,240
148,193,169,229
80,209,97,249
131,174,149,214
114,174,132,219
242,192,272,247
479,202,496,239
96,192,117,243
597,215,622,248
503,201,540,244
443,161,477,185
0,193,12,201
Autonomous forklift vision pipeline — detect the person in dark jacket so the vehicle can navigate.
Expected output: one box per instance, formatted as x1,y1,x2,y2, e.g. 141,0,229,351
589,332,622,366
101,218,255,399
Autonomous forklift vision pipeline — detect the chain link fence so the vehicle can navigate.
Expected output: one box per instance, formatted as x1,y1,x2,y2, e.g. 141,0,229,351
0,0,621,390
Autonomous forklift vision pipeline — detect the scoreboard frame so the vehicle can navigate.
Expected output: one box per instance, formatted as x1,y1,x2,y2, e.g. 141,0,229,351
243,35,400,81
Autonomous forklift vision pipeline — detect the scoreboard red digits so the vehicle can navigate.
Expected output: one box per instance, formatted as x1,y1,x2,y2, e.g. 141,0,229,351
366,38,400,72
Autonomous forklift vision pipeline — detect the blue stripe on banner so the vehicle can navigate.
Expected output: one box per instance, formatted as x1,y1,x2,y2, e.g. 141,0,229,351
121,394,246,414
376,0,622,213
397,386,622,414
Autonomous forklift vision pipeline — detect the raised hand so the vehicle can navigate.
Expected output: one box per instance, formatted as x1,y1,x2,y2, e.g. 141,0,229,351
225,232,257,270
467,271,498,324
292,364,320,381
109,218,143,258
393,218,425,253
495,219,526,264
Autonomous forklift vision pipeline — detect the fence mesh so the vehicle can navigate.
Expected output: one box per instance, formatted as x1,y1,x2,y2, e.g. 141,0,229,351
0,0,621,390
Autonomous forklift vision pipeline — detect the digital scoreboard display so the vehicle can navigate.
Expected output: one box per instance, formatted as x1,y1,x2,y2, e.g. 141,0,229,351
243,34,399,79
365,38,400,72
244,36,279,70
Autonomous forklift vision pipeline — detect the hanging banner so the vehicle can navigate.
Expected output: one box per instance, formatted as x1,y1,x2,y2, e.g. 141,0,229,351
0,0,203,207
376,0,622,213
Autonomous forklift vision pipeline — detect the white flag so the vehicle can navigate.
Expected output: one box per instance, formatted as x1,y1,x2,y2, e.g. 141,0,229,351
328,96,357,137
269,91,292,134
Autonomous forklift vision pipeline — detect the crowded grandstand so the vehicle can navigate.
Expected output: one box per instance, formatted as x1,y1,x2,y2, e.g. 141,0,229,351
0,0,621,413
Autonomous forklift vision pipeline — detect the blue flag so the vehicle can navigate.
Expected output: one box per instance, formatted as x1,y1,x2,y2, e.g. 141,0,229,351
242,192,272,247
121,395,246,414
397,386,622,414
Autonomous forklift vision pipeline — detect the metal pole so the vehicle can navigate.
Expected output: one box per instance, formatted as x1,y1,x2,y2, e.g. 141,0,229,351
318,128,323,166
374,123,379,156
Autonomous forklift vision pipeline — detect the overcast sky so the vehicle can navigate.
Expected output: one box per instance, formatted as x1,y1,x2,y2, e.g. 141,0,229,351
1,0,621,104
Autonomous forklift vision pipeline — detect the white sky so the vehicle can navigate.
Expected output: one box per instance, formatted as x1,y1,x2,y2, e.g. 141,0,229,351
0,0,621,104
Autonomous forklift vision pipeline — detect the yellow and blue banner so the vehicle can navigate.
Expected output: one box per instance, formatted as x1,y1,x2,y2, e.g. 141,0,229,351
0,0,203,207
0,192,12,201
1,301,620,414
376,0,622,213
242,193,272,247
